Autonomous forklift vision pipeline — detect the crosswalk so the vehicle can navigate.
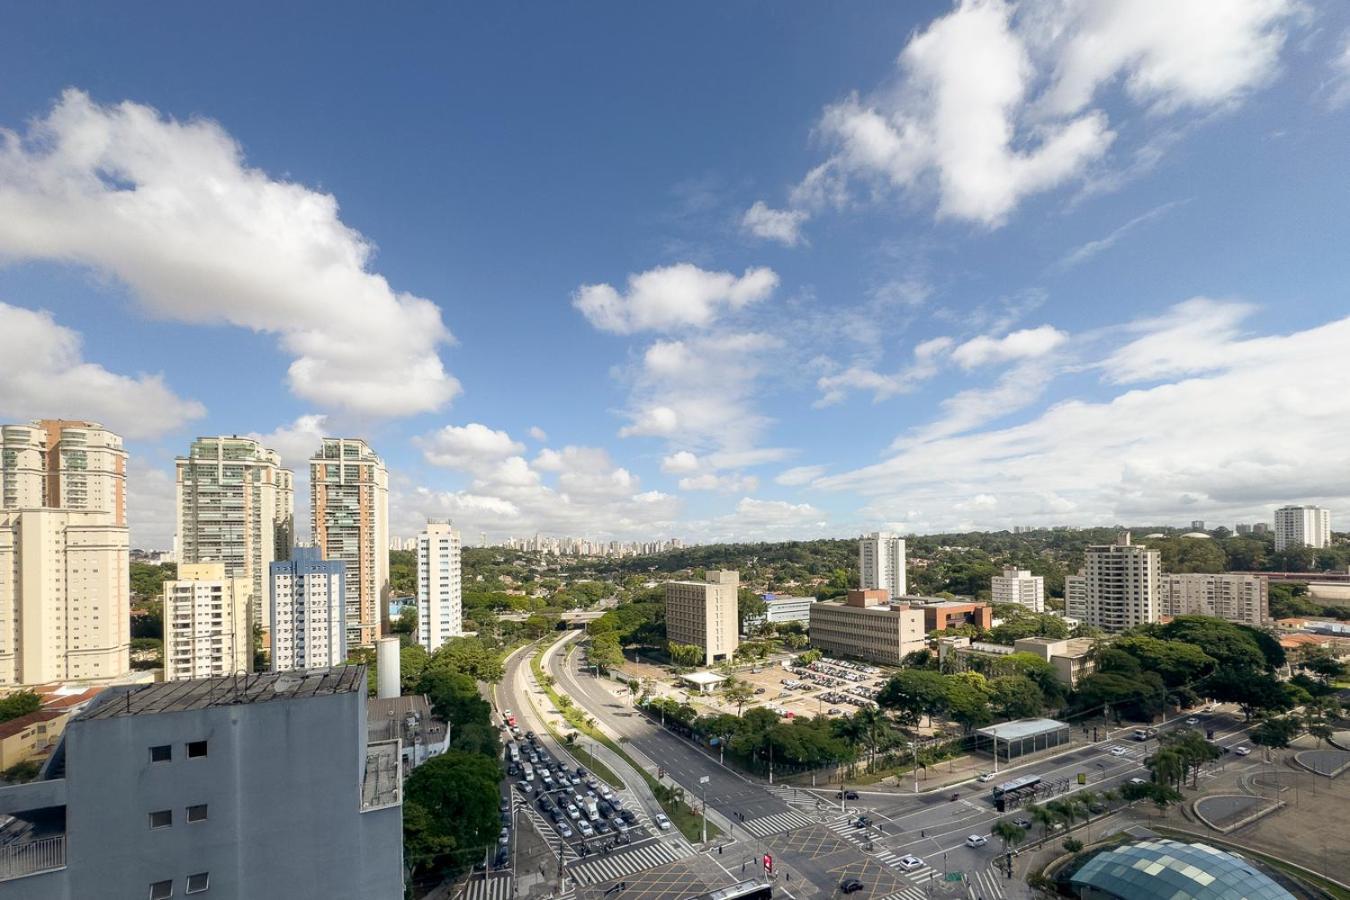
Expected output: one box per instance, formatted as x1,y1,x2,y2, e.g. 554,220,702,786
971,867,1007,900
460,875,513,900
874,888,925,900
764,784,819,810
823,814,886,851
514,797,582,862
566,838,695,886
740,809,816,837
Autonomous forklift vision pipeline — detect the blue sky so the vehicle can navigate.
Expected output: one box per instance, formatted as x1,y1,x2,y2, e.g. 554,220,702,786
2,1,1349,548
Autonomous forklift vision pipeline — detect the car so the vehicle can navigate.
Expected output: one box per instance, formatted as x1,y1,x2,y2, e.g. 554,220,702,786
976,772,996,783
515,781,532,794
965,835,988,848
597,800,614,817
837,790,859,800
498,827,510,845
599,787,615,800
577,820,594,837
754,687,766,694
655,813,672,830
507,764,519,777
896,856,924,871
1129,777,1148,785
619,809,637,824
1186,717,1199,725
525,731,535,740
613,818,629,834
609,796,624,810
1012,818,1032,829
829,707,843,715
566,804,581,820
494,846,509,867
840,878,865,894
1109,746,1129,757
557,822,573,838
595,820,612,835
500,799,510,813
1234,746,1251,756
853,816,870,828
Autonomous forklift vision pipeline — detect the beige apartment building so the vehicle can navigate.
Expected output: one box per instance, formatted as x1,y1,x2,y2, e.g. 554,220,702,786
311,439,389,648
175,436,294,636
808,589,927,665
163,562,251,681
1068,533,1160,632
991,567,1044,612
664,570,739,665
1,420,127,524
1159,573,1268,627
417,522,462,652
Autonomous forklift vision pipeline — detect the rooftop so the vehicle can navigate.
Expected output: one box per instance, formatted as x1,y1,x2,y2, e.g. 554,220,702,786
0,709,65,741
361,739,402,811
680,671,727,686
1068,838,1293,900
80,666,365,720
976,718,1070,741
367,694,448,746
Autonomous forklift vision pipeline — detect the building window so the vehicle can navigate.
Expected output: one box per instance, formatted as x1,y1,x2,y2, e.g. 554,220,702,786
150,744,172,763
187,740,208,759
187,804,208,823
150,880,174,899
149,809,173,829
186,873,209,894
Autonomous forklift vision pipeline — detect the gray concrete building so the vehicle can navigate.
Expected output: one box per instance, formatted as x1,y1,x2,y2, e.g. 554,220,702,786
0,665,402,899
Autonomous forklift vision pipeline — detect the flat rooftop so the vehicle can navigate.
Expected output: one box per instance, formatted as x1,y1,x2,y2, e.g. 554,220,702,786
80,666,365,720
361,739,402,811
976,717,1070,740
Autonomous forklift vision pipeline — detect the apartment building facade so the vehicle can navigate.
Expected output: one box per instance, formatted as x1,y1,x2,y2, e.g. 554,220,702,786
270,547,347,672
859,532,906,599
664,570,739,665
163,563,251,681
416,522,462,652
1,420,127,524
311,439,389,648
1159,573,1268,627
1274,505,1331,551
808,590,927,665
1074,533,1160,632
991,567,1045,612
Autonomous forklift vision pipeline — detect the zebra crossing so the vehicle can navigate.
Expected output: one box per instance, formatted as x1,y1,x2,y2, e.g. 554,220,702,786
823,814,885,851
740,809,815,837
873,888,925,900
971,867,1007,899
514,798,580,862
764,784,819,810
460,874,513,900
565,838,694,886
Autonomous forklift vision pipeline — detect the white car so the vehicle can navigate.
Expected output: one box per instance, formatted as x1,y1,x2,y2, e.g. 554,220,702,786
1109,746,1129,757
1234,746,1251,756
1186,717,1199,725
965,835,988,848
578,820,594,837
976,772,996,783
566,804,581,820
1129,777,1148,785
557,822,573,838
655,813,672,830
897,856,924,871
599,787,615,800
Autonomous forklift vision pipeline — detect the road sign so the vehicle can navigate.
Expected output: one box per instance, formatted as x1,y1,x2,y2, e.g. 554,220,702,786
700,776,710,784
944,872,962,883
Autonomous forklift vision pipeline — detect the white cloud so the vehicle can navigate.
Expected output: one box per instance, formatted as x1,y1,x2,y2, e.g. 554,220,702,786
816,335,952,406
528,426,549,442
713,498,828,536
0,90,459,417
417,423,526,471
248,414,329,471
661,451,702,475
775,465,827,486
819,302,1350,532
1326,30,1350,108
573,263,778,334
678,473,760,493
741,202,809,246
0,301,203,439
1102,297,1255,383
126,459,179,549
1054,199,1186,271
951,325,1067,369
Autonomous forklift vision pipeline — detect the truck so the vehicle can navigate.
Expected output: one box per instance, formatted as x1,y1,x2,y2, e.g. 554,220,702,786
582,797,599,821
507,742,521,765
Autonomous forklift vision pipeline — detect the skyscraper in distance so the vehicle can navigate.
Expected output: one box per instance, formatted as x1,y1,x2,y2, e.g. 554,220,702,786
1273,505,1331,552
417,521,462,651
859,531,906,599
310,438,389,648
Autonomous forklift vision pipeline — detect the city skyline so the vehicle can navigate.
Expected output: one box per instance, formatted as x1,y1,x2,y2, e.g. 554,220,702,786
2,4,1349,550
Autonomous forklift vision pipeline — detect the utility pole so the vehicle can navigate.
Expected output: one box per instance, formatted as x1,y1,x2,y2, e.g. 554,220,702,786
840,768,846,813
700,775,711,844
913,743,919,792
769,741,775,785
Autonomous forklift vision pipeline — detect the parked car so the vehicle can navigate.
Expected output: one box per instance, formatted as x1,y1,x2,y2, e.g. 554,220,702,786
557,822,573,838
494,846,509,868
515,781,532,794
754,687,766,695
840,878,864,894
498,827,510,845
577,820,594,837
566,804,581,820
619,809,638,824
965,835,988,848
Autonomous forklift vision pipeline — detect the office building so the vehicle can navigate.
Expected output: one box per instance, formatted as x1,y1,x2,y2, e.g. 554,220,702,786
1235,523,1252,535
175,437,294,637
270,547,347,671
1252,522,1270,535
859,532,906,598
1190,520,1205,531
0,420,127,524
664,571,739,665
991,567,1044,612
1075,533,1160,632
416,522,462,651
742,595,816,634
939,636,1096,687
907,598,993,633
0,666,403,898
162,563,251,681
311,439,389,648
808,590,927,665
1274,505,1331,551
1160,573,1268,627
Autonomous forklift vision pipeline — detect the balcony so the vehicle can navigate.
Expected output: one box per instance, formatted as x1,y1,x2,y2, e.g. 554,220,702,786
0,834,65,882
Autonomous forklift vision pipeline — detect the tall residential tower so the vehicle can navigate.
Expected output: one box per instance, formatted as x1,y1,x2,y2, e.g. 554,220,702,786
859,532,906,599
416,522,462,652
1273,505,1331,552
162,562,251,680
311,439,389,648
1076,533,1160,632
270,546,347,671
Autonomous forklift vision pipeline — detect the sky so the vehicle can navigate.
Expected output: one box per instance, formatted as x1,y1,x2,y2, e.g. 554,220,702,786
2,1,1349,549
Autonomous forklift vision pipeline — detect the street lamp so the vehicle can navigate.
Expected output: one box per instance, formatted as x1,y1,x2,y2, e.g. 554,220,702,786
700,775,711,844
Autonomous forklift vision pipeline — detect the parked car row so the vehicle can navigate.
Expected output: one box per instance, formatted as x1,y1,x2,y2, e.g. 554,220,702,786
819,691,875,710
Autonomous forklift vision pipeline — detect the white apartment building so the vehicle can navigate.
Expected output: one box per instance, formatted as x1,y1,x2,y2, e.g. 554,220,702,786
859,531,906,599
743,595,816,634
1159,573,1268,627
991,567,1045,612
162,562,250,680
176,436,294,635
270,546,346,671
1076,533,1160,632
1064,574,1087,620
1274,505,1331,552
417,522,462,651
1,420,127,524
311,439,389,648
0,509,130,684
664,571,739,665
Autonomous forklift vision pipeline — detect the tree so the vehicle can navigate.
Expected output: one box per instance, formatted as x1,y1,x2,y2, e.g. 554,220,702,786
403,750,502,880
989,675,1045,720
589,634,625,672
391,605,418,636
426,636,504,683
1113,635,1216,688
1063,838,1084,854
877,669,949,727
992,820,1026,851
944,673,993,732
1251,715,1300,750
667,642,705,669
721,677,756,717
419,669,491,728
1027,803,1060,840
1201,668,1292,720
737,590,768,635
400,644,429,693
1304,651,1347,683
0,691,40,724
523,612,560,639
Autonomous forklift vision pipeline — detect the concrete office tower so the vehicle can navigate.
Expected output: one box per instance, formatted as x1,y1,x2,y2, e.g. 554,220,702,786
311,439,389,648
0,509,130,685
991,567,1045,612
859,531,906,598
0,666,403,898
416,522,462,651
1078,533,1160,632
270,547,347,672
664,570,740,665
1274,505,1331,551
1160,573,1269,627
162,563,251,681
808,590,927,665
175,437,295,637
0,420,127,524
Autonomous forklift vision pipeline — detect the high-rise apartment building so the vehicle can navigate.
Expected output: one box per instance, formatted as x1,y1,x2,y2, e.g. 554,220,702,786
270,547,347,672
1159,573,1268,627
664,571,739,665
311,439,389,648
416,522,462,652
162,563,250,681
1064,574,1087,620
0,420,127,524
175,437,294,637
859,531,906,598
1273,505,1331,552
990,567,1045,612
1076,533,1160,632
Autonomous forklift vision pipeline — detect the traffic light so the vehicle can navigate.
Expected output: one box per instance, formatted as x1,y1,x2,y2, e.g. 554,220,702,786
763,854,773,873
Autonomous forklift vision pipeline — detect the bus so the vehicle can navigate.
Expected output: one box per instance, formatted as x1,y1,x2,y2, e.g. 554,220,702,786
991,774,1041,811
684,881,772,900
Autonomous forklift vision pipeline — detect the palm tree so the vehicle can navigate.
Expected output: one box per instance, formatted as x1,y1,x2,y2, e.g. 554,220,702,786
855,706,887,773
1147,748,1186,791
1047,799,1078,832
991,819,1025,874
1028,803,1060,841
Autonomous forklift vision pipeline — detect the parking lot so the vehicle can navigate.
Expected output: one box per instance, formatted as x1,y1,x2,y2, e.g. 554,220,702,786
732,657,890,721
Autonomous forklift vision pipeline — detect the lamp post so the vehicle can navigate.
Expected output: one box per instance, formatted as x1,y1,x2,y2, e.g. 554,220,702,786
700,775,711,844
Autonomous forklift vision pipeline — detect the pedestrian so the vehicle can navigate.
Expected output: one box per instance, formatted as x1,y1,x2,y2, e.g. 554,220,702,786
921,829,925,838
719,846,723,855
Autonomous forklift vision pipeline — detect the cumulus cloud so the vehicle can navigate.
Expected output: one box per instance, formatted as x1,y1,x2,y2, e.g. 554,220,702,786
0,301,203,438
0,90,459,417
741,201,809,246
773,0,1300,227
678,473,760,493
661,451,701,475
816,335,952,406
950,325,1067,369
417,423,526,471
573,263,778,334
248,414,329,470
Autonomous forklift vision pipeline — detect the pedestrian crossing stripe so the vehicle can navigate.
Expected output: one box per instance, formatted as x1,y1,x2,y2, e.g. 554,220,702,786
971,868,1006,900
874,889,925,900
566,839,694,886
461,875,513,900
514,798,580,862
740,810,816,837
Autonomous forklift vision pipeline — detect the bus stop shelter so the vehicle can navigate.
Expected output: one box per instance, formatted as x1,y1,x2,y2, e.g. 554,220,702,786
975,718,1070,767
